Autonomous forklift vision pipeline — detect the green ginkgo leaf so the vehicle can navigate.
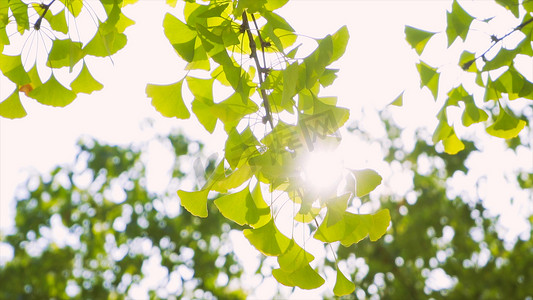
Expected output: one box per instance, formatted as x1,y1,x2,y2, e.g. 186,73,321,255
163,13,197,62
417,61,440,99
29,75,76,107
277,240,314,272
352,169,382,197
243,219,290,256
367,209,391,241
333,268,355,296
442,131,465,155
70,64,103,94
0,54,30,85
272,264,325,290
390,91,404,107
459,50,477,72
214,183,270,227
177,189,209,218
146,80,190,119
446,0,474,46
83,24,127,57
486,105,527,139
405,25,435,55
462,98,488,127
44,9,68,34
315,209,390,246
46,38,85,70
0,90,26,119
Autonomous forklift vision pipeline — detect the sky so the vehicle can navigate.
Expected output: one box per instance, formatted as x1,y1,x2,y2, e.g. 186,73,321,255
1,0,532,298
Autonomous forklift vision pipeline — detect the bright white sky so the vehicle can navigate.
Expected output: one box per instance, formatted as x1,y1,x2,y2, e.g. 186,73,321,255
1,0,532,298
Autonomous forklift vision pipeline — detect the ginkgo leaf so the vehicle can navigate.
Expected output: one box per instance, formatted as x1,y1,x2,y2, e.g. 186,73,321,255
462,98,488,127
367,209,391,241
333,268,355,297
272,264,325,290
83,24,127,57
390,91,404,107
0,54,30,85
225,127,260,169
164,13,197,62
44,9,68,34
442,131,465,155
352,169,382,197
70,64,103,94
314,210,390,246
294,206,321,223
146,80,190,119
486,105,527,139
29,75,76,107
405,25,436,55
417,61,439,99
326,193,351,227
446,0,474,46
0,90,26,119
265,0,290,12
330,26,349,64
277,240,314,272
432,111,453,143
459,50,477,72
214,184,270,227
243,219,290,256
177,189,209,218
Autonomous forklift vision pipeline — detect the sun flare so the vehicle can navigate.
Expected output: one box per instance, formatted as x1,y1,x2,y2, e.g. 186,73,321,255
301,150,344,192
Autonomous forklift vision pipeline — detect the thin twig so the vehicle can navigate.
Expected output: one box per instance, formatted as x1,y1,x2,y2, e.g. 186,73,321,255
462,16,533,70
242,11,274,129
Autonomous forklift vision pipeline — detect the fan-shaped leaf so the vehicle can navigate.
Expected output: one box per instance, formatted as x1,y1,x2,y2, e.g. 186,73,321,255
243,219,290,256
333,269,355,297
177,189,209,218
146,80,190,119
0,90,26,119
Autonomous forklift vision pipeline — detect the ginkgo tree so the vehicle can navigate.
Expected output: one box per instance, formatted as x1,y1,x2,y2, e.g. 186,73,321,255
0,0,531,296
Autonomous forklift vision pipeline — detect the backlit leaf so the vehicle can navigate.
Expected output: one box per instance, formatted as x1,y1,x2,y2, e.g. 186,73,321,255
272,264,325,290
486,104,527,139
214,183,270,227
390,91,404,107
146,80,190,119
0,54,30,85
177,189,209,218
277,240,314,272
352,169,382,198
0,90,26,119
405,25,435,55
417,61,440,99
446,0,474,46
333,269,355,297
243,219,290,256
70,64,103,94
47,39,84,70
442,131,465,155
29,75,76,107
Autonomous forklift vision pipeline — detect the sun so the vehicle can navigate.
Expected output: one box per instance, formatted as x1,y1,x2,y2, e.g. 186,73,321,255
300,149,344,193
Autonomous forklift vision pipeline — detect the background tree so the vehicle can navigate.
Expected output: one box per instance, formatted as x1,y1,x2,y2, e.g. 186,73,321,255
0,132,249,299
1,0,532,297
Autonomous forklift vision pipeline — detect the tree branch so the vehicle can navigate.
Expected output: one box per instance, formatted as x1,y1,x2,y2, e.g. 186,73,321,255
462,15,533,70
242,11,274,129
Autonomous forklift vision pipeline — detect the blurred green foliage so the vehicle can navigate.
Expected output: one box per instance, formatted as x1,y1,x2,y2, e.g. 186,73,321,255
0,133,246,299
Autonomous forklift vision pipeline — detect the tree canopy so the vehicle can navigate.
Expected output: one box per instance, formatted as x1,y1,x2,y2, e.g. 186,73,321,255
0,0,531,298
